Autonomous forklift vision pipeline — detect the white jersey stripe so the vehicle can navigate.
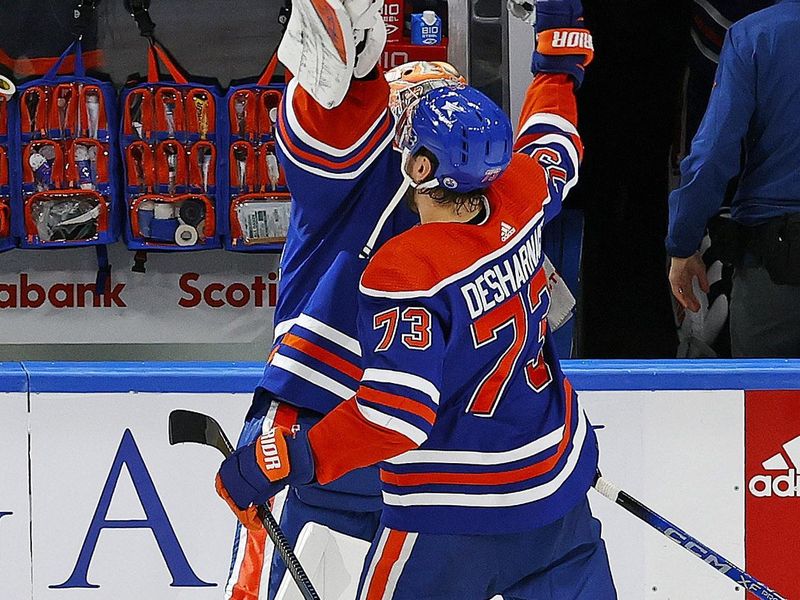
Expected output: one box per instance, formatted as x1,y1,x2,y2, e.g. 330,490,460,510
387,424,564,466
359,527,390,600
520,132,581,174
530,133,581,201
273,318,295,342
284,78,391,157
518,112,579,138
274,313,363,357
361,368,440,405
357,403,429,446
276,125,394,181
224,522,247,600
381,411,587,508
359,212,545,299
270,354,356,399
382,532,418,600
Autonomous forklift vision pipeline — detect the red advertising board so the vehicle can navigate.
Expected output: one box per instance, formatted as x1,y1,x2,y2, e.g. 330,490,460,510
746,390,800,599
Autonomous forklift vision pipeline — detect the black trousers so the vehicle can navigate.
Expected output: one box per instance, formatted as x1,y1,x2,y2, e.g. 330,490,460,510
730,264,800,357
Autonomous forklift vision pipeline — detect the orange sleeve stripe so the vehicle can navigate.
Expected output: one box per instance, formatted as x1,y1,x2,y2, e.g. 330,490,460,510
229,527,268,597
364,530,409,600
517,73,579,131
380,378,575,488
308,398,416,485
277,105,392,170
273,402,300,430
287,73,392,149
357,386,437,426
280,333,363,381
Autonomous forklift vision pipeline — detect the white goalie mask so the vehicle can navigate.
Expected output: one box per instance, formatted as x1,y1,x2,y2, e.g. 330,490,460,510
385,61,466,140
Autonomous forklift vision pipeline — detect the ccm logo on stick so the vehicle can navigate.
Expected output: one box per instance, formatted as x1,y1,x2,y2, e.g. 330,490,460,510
178,273,278,308
663,528,734,574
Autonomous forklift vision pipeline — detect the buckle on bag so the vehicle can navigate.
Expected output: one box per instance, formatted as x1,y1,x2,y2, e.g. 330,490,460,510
124,0,155,37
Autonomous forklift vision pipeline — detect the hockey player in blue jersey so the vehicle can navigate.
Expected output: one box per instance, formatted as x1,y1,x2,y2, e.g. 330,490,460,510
217,0,617,597
219,0,425,596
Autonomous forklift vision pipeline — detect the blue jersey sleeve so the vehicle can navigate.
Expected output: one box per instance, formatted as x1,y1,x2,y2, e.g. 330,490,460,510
666,27,756,257
352,293,446,447
260,252,365,414
307,287,447,485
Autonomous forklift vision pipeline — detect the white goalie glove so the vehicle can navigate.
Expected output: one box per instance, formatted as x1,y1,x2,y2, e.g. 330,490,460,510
278,0,386,109
508,0,536,26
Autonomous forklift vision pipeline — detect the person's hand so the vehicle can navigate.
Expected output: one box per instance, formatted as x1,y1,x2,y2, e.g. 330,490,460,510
215,427,314,530
669,254,710,313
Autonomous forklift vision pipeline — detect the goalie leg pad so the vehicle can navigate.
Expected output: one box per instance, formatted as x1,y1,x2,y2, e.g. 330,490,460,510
269,493,380,600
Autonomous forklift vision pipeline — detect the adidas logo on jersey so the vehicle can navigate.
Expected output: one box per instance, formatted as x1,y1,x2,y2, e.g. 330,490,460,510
500,222,516,242
748,434,800,497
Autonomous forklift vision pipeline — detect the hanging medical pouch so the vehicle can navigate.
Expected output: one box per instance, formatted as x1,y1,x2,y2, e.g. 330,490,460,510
10,40,121,250
223,52,289,252
119,40,224,251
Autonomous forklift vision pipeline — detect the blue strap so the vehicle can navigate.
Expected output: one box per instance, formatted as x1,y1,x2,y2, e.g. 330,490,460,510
42,40,86,82
94,245,111,296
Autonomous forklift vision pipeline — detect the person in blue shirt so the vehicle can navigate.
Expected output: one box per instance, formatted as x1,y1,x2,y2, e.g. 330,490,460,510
667,0,800,357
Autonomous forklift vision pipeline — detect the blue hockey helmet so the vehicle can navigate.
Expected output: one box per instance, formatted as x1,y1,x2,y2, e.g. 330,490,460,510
396,84,513,193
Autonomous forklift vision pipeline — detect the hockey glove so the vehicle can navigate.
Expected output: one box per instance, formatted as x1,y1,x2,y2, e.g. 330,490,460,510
215,427,315,530
278,0,386,108
531,0,594,87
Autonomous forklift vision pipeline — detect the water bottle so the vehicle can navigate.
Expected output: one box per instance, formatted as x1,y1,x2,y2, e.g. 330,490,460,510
411,10,442,45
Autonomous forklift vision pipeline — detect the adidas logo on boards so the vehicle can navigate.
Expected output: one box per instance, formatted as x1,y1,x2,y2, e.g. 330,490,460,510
749,434,800,497
501,222,516,242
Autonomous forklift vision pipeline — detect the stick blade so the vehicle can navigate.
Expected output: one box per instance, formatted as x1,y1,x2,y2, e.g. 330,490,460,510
168,409,233,457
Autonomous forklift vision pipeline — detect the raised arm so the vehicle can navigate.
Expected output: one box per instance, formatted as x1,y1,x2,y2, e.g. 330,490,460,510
273,0,395,212
276,72,394,184
511,0,593,223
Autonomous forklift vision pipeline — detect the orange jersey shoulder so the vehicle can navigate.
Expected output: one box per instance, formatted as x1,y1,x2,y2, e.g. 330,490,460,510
360,155,548,296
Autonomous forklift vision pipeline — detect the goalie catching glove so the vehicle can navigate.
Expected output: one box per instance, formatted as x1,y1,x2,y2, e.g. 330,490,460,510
215,426,315,530
278,0,386,109
514,0,594,87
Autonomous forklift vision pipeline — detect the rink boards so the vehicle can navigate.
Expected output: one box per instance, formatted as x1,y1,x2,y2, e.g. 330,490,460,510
1,360,798,600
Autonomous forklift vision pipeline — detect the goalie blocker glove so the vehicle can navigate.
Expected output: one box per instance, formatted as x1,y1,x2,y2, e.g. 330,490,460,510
216,426,315,530
530,0,594,87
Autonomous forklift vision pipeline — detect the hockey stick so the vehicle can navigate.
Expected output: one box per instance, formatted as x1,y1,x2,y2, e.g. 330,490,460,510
168,409,321,600
593,474,788,600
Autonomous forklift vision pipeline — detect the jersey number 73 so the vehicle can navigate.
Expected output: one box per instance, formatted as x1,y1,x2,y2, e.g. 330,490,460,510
467,268,552,417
